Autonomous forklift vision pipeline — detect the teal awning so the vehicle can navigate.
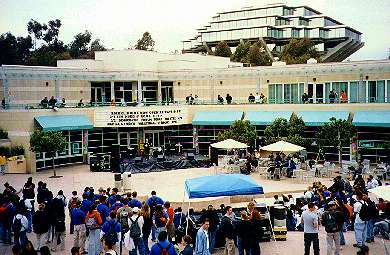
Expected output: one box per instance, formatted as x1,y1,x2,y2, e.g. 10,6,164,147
35,115,93,131
192,111,243,126
296,111,350,126
245,111,293,125
353,111,390,127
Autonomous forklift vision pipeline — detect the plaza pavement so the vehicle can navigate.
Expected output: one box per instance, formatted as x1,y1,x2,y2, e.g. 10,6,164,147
0,164,388,254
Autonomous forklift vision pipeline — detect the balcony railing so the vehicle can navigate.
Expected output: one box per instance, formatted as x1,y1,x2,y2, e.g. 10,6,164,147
1,97,389,110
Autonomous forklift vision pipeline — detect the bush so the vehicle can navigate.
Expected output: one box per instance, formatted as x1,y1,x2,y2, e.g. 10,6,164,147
0,145,25,157
0,129,8,139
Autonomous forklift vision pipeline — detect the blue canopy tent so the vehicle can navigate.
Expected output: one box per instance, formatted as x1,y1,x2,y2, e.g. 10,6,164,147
185,174,264,199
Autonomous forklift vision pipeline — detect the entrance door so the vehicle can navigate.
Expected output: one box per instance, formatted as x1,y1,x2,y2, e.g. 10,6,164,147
308,84,314,103
91,87,103,104
162,86,174,104
144,131,164,148
316,83,324,103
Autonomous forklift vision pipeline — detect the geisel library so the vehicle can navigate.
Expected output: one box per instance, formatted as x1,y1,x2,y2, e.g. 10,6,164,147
1,4,390,173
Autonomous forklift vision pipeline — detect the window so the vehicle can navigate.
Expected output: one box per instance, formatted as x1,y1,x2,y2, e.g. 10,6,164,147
368,80,386,103
332,82,348,101
387,80,390,103
284,84,299,103
292,29,299,38
268,84,283,104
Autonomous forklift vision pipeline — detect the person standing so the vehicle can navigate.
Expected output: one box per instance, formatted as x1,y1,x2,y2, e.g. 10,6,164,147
153,204,168,240
364,194,379,243
85,204,103,255
150,231,178,255
353,192,368,248
321,201,344,255
141,204,153,254
32,203,50,250
226,94,232,104
147,190,164,242
301,202,319,255
12,206,28,247
199,205,219,253
220,206,236,255
195,219,211,255
235,211,251,255
101,211,121,254
128,207,145,255
71,202,86,254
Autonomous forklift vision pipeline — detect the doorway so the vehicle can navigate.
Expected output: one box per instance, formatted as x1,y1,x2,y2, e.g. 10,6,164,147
144,131,164,148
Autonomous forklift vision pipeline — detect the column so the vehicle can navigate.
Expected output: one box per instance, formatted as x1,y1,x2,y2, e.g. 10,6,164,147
55,80,60,101
3,78,9,107
157,80,162,104
110,80,115,102
313,83,317,103
137,79,142,104
365,81,369,103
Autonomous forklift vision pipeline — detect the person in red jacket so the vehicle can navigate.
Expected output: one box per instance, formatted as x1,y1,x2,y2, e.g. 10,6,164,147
85,204,103,255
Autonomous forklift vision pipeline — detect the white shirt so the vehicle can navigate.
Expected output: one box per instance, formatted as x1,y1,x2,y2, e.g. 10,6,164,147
254,95,260,103
128,214,144,238
367,179,379,189
13,214,29,232
354,200,365,224
203,228,209,250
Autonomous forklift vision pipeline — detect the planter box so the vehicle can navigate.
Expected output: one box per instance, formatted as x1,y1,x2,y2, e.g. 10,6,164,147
5,158,26,174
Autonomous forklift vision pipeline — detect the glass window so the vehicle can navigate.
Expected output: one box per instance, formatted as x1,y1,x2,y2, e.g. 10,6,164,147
387,80,390,103
377,80,385,103
368,81,376,102
358,81,366,103
349,81,358,103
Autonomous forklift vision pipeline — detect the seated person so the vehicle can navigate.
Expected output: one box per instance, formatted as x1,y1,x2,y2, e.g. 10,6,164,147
373,217,390,239
267,161,276,176
285,158,296,178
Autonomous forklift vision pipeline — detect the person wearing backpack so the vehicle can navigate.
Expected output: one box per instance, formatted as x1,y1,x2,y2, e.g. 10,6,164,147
12,206,28,247
129,192,142,209
85,204,103,255
71,201,87,254
116,197,132,255
147,191,164,242
364,194,379,243
153,204,169,242
321,201,344,255
98,196,110,224
353,192,368,248
101,211,122,254
128,207,145,255
52,214,66,252
150,231,177,255
68,191,82,234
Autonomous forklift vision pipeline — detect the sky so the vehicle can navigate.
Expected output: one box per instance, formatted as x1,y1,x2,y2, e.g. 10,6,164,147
1,0,390,61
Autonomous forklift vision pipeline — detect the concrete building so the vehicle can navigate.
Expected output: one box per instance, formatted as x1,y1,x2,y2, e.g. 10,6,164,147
182,3,363,62
1,50,390,173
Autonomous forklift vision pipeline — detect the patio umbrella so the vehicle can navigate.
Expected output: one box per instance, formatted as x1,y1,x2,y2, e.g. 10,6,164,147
261,140,305,153
210,139,248,149
369,186,390,201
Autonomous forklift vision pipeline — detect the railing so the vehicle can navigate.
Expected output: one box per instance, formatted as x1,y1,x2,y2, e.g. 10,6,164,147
1,97,390,110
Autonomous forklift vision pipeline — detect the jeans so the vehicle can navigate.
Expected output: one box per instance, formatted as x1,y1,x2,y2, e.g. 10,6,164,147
374,220,390,239
304,233,319,255
151,225,156,241
14,231,27,247
26,210,32,233
88,229,101,255
0,221,12,244
237,237,250,255
73,224,86,252
35,232,47,250
366,219,374,241
224,238,235,255
326,232,340,255
209,229,217,253
130,236,145,255
339,222,347,245
354,222,367,247
143,232,151,254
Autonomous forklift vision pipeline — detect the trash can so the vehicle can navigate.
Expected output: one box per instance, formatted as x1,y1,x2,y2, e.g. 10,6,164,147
114,173,123,190
122,173,132,192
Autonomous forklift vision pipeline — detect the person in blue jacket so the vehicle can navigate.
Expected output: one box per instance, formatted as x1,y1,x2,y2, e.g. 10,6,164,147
100,211,122,254
71,202,87,254
97,196,110,223
147,191,164,241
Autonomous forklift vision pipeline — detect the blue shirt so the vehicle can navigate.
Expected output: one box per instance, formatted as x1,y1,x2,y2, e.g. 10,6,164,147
150,240,177,255
173,212,186,229
97,203,110,223
71,208,86,225
101,219,121,234
81,199,93,214
129,198,142,209
147,196,164,208
111,202,124,211
108,195,117,206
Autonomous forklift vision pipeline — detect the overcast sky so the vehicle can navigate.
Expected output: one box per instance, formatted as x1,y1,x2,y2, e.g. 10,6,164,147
1,0,389,60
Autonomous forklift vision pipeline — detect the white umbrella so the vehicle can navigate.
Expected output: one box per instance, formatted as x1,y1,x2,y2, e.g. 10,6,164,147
261,140,305,152
210,139,248,149
369,186,390,201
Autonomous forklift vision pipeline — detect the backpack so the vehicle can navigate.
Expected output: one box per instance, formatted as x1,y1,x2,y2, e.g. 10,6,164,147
357,201,370,222
150,197,158,212
129,216,141,238
12,218,23,234
118,208,129,230
323,212,338,233
157,242,172,255
104,221,119,244
86,216,100,230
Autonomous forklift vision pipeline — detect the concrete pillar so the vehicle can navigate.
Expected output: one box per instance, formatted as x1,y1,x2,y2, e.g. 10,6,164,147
3,78,9,106
137,79,142,104
55,80,60,101
157,80,162,104
110,80,115,102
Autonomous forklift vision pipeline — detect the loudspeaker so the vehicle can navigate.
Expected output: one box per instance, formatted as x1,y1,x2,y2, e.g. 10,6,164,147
134,157,142,163
89,157,100,172
157,155,165,162
187,153,195,160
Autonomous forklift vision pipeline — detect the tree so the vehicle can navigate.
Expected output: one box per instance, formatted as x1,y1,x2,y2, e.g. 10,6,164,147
27,19,47,49
232,40,251,62
217,120,256,146
264,118,289,144
264,115,307,147
27,45,58,66
69,30,92,58
214,41,232,58
316,117,356,165
90,39,106,52
246,42,272,66
30,130,67,177
42,19,62,45
280,38,320,64
0,33,33,65
134,32,155,51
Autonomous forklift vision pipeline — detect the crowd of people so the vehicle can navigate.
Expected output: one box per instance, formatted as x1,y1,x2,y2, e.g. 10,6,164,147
1,172,389,255
39,97,85,109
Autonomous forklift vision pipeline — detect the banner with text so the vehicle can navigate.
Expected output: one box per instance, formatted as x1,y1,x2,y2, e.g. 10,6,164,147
94,107,189,127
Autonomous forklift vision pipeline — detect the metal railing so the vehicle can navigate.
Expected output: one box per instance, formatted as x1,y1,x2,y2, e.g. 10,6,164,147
1,96,389,110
